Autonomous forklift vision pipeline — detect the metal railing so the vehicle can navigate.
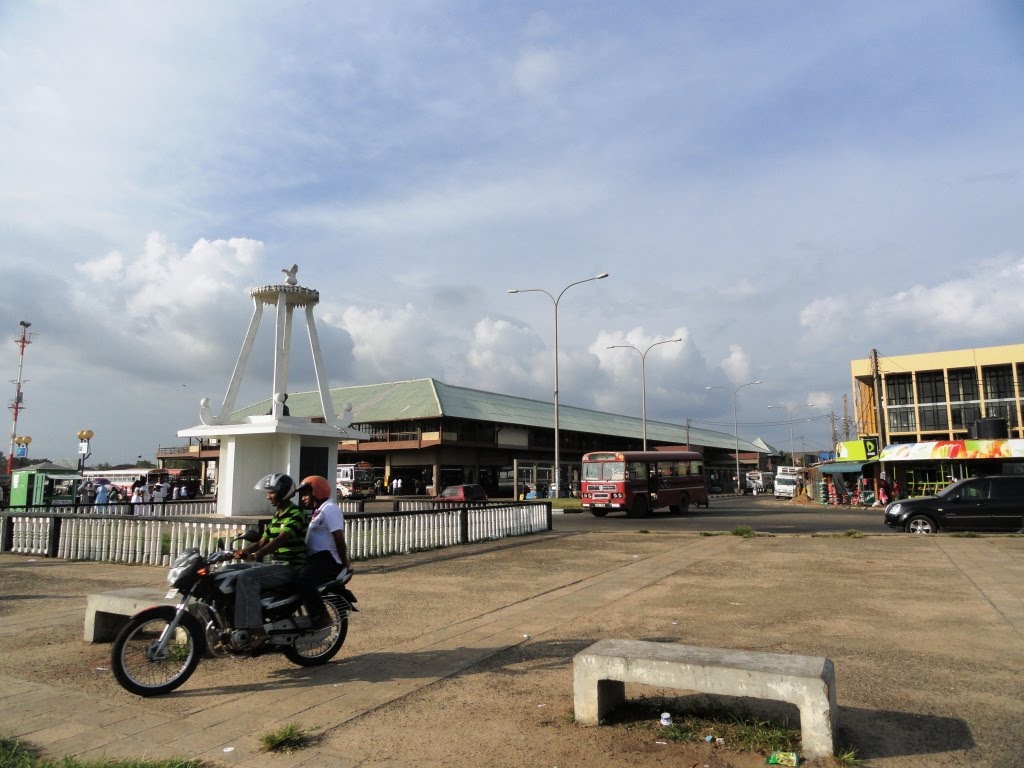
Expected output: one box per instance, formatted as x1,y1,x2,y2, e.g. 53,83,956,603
0,501,551,566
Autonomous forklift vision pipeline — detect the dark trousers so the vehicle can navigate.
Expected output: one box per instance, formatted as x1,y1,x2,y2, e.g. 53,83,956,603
296,550,342,619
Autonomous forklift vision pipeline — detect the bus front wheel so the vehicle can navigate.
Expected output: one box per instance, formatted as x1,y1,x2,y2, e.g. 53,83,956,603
589,508,609,517
628,496,649,518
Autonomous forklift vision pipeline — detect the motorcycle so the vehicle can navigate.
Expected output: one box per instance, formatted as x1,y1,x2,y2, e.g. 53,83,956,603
110,531,358,696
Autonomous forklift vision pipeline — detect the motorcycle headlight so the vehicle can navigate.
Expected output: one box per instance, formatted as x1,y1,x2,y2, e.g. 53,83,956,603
167,549,201,585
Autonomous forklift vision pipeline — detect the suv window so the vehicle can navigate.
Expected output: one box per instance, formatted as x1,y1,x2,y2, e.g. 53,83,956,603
955,480,984,500
989,476,1024,499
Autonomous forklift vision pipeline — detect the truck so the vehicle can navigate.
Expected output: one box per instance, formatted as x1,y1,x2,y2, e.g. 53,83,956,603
336,462,377,499
774,466,803,499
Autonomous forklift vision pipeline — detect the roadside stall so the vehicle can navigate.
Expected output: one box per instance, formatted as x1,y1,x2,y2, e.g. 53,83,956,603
878,439,1024,498
808,440,880,505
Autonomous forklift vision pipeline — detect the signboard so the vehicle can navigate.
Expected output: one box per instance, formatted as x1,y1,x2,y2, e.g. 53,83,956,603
835,440,874,461
878,439,1024,461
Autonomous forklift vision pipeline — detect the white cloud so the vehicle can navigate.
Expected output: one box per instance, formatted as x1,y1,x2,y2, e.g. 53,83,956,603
719,345,753,385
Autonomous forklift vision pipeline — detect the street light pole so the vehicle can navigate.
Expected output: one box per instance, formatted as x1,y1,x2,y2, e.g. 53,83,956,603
607,338,682,450
768,403,815,466
508,272,609,497
13,435,31,469
707,381,762,494
76,429,94,474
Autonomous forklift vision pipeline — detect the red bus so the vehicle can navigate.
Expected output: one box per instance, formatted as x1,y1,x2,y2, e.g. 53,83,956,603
580,450,709,518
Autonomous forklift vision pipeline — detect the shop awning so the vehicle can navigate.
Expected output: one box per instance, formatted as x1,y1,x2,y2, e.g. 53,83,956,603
818,461,872,474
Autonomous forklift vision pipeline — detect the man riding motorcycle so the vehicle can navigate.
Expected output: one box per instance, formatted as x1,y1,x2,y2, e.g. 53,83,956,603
232,472,308,647
297,475,351,629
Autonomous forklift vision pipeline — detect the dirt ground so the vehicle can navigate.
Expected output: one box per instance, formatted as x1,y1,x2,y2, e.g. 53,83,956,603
1,532,1023,768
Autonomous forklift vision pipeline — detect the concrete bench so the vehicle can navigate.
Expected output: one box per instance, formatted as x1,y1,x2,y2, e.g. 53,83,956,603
573,639,837,760
84,588,178,642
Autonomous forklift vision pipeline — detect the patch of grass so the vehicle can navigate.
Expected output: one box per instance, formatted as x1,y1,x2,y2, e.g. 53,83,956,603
0,735,36,768
730,526,756,538
626,701,800,753
819,529,865,538
834,744,863,765
259,722,313,753
1,734,208,768
951,531,980,538
699,531,728,537
602,703,863,766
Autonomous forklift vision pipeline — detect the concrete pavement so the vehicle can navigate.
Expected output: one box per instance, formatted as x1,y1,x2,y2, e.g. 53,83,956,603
1,531,1022,767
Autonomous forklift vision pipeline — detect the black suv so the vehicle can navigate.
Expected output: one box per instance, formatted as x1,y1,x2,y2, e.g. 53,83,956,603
884,475,1024,533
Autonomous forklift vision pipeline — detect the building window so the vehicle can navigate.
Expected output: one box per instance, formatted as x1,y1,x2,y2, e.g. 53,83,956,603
983,365,1014,400
918,404,949,431
951,404,982,430
948,369,978,402
983,365,1017,429
916,371,945,404
888,407,916,433
885,374,913,405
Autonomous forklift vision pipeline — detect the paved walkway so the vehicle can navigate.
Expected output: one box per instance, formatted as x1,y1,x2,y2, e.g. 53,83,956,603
1,533,1022,767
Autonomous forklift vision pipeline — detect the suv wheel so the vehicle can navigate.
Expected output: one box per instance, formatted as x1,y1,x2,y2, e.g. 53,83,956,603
906,514,937,534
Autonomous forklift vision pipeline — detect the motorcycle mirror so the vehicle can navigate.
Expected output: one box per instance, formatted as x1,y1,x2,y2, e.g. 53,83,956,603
215,536,224,551
241,528,261,542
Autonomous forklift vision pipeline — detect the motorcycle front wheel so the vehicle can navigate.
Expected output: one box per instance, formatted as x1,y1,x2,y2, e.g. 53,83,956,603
283,594,351,667
111,606,204,696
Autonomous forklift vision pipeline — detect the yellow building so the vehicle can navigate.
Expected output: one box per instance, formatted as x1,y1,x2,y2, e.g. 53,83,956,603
851,344,1024,445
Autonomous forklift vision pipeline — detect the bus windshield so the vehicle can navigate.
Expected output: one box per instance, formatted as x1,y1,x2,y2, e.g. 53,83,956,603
583,461,624,481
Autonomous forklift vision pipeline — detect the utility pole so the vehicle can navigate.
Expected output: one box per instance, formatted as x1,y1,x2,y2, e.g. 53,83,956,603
7,321,32,474
842,394,851,440
871,348,887,447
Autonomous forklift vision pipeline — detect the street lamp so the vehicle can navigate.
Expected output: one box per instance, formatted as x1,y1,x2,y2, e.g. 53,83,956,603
607,338,683,450
706,381,762,494
76,429,94,474
508,272,609,497
768,403,815,466
13,435,31,468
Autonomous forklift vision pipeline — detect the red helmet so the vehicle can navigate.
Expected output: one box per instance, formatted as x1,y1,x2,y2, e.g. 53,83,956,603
300,475,333,502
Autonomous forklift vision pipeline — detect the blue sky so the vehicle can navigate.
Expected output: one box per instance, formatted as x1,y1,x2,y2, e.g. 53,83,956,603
1,1,1023,465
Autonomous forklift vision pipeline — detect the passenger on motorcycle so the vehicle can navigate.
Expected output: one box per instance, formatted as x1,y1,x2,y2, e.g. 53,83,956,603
297,474,351,629
232,473,308,646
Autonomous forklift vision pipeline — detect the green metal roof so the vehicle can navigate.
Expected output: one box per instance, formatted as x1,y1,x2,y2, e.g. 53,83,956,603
232,378,768,453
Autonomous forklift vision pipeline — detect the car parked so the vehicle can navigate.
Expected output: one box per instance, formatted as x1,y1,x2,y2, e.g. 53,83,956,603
433,484,489,505
883,475,1024,533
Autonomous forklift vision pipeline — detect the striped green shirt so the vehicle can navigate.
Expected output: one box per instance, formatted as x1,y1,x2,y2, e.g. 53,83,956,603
263,503,309,567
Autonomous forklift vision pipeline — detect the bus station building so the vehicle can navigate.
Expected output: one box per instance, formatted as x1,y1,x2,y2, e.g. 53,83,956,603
158,378,771,497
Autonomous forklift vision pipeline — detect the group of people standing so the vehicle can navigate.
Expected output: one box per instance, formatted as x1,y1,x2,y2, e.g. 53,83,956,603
231,472,351,648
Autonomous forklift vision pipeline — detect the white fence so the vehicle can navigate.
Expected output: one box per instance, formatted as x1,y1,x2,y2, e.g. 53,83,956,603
3,514,255,566
1,502,551,565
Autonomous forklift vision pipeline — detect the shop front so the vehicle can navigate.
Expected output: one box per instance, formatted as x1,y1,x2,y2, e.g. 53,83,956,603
878,438,1024,497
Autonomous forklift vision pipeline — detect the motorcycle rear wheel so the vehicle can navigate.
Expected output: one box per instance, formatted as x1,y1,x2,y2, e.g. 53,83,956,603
111,606,204,696
283,595,351,666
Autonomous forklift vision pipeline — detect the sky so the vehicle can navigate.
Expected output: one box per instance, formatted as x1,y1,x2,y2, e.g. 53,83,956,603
1,1,1023,466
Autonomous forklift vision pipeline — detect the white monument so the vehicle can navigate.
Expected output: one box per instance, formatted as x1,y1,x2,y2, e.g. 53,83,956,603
178,266,368,516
